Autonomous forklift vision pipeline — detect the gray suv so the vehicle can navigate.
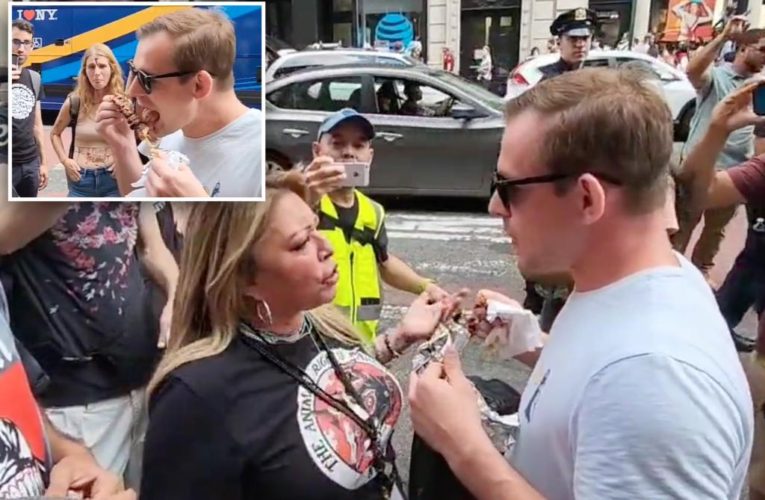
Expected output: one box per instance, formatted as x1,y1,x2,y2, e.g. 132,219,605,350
266,64,507,198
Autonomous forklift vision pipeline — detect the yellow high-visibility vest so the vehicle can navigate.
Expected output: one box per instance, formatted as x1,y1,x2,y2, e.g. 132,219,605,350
318,192,384,344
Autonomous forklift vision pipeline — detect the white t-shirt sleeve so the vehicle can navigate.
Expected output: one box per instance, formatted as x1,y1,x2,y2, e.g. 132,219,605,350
572,354,749,499
138,140,151,158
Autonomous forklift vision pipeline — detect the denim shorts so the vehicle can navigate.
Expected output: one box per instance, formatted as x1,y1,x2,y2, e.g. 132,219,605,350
68,166,120,198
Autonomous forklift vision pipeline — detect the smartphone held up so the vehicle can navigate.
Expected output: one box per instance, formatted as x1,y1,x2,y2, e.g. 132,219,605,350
338,162,371,187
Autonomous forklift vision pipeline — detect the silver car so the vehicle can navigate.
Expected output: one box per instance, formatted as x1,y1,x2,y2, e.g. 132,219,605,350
265,64,507,198
266,49,423,83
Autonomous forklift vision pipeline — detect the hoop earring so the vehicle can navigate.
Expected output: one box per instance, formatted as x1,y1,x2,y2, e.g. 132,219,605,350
256,300,273,326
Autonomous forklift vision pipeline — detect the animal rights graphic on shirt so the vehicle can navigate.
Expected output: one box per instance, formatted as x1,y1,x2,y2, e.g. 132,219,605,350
0,419,46,497
0,341,46,498
297,348,402,490
10,84,35,121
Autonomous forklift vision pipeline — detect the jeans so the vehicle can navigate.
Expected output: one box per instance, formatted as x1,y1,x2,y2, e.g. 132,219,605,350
717,225,765,353
68,166,120,197
11,157,40,197
717,254,765,328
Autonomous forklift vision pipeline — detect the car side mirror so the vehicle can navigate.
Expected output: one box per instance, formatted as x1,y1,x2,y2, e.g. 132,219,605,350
451,104,487,120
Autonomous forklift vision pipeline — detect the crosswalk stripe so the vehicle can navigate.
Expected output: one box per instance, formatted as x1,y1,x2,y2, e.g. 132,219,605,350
386,211,509,243
387,231,510,243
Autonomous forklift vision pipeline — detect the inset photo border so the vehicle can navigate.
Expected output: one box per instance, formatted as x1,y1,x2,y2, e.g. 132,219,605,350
7,1,265,202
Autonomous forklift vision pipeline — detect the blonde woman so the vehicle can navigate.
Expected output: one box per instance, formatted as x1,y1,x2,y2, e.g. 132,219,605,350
140,172,458,499
50,44,124,197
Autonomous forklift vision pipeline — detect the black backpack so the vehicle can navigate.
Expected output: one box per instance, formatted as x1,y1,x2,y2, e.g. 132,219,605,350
67,94,80,159
408,376,522,500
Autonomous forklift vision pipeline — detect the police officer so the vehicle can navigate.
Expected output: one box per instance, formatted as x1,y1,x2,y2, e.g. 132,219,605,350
538,8,598,81
523,7,598,329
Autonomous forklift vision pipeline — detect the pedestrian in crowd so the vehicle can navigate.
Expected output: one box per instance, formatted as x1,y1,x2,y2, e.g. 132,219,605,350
477,45,493,90
678,79,765,500
676,44,690,70
409,67,753,499
523,7,598,329
0,172,178,486
139,181,462,499
546,37,558,54
11,18,48,197
50,44,125,197
96,8,263,198
615,34,631,50
661,44,676,65
442,46,455,72
706,85,765,352
300,109,447,342
674,16,763,286
0,280,136,499
634,34,652,54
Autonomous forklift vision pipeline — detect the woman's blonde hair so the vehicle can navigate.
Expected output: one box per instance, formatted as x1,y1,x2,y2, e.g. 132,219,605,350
74,44,124,118
147,171,364,396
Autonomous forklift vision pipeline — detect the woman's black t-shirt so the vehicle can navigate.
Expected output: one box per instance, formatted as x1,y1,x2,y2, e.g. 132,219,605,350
140,328,404,500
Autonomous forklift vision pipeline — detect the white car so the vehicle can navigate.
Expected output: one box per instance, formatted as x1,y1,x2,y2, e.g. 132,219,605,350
505,50,697,140
265,49,422,83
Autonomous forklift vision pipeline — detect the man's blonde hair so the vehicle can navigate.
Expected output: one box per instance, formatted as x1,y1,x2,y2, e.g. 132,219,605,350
505,67,674,213
137,8,236,89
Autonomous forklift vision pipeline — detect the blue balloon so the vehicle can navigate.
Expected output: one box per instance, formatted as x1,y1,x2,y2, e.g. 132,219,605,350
375,13,414,47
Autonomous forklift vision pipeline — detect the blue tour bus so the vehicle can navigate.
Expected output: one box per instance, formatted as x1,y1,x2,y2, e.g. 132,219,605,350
10,3,263,112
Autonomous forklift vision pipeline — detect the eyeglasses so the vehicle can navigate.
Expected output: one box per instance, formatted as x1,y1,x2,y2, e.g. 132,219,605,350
492,171,623,208
126,59,197,95
12,39,33,48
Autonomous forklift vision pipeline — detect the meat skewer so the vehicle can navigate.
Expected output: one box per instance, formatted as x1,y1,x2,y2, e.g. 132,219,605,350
108,94,160,155
104,94,189,191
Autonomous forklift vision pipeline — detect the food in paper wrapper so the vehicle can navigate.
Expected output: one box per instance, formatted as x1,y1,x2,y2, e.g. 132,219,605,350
411,308,520,456
411,311,471,374
483,299,544,358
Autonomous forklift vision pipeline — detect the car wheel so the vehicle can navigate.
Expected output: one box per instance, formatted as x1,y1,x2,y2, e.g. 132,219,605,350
266,151,292,174
677,104,695,142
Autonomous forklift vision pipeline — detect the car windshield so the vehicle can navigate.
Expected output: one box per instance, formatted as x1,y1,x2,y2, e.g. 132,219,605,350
431,71,505,111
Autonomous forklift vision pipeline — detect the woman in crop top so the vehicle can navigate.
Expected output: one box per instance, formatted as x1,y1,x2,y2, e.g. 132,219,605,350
50,44,124,197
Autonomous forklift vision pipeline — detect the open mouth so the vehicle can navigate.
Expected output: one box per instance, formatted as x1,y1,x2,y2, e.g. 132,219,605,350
322,265,339,285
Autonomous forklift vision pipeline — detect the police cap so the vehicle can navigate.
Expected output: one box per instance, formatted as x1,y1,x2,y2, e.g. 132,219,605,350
550,8,598,37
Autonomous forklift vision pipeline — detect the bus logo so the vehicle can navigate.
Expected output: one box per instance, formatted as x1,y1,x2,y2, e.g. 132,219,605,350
17,9,58,22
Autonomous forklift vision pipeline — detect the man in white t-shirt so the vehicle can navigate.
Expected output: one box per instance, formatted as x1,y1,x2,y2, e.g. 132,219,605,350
96,8,263,198
409,67,753,499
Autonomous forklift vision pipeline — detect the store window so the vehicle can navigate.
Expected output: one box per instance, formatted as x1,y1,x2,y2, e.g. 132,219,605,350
266,0,292,46
361,0,425,60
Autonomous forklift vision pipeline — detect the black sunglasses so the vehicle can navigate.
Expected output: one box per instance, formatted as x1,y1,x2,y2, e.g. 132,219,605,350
126,60,197,94
493,171,623,207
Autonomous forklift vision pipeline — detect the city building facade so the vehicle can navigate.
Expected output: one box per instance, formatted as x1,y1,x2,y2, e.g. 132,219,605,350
266,0,761,77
